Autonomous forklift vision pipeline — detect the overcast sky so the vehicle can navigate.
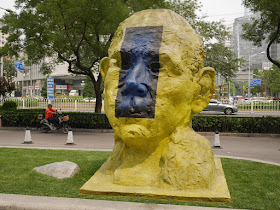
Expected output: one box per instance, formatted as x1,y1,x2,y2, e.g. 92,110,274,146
0,0,245,24
199,0,244,25
0,0,15,17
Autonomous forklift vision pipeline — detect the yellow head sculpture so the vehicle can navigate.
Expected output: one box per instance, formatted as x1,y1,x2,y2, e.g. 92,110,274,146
100,9,216,150
81,9,230,203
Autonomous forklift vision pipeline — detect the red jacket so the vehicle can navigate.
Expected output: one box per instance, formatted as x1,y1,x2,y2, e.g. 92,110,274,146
45,108,56,119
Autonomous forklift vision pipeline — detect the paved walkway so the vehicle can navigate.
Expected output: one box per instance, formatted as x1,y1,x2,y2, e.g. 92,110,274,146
0,128,279,210
0,194,239,210
1,129,279,164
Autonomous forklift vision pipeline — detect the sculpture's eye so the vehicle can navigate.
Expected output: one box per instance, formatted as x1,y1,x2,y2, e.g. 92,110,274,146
121,51,131,70
122,60,130,70
150,62,160,74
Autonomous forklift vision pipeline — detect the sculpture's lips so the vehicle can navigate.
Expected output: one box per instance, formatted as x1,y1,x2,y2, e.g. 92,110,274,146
118,117,149,126
115,95,154,118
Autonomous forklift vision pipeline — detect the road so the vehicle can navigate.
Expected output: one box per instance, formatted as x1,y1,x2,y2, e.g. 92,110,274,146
0,129,279,164
198,111,280,117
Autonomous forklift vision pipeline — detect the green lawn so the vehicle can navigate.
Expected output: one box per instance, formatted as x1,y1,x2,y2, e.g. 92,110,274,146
0,148,279,210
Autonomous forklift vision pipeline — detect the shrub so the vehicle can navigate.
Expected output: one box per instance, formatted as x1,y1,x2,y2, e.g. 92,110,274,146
1,109,111,129
2,101,17,110
1,110,280,133
192,115,280,133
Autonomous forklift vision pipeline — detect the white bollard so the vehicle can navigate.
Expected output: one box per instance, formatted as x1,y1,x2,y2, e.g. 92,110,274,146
213,131,222,149
250,100,254,113
66,129,75,145
23,127,33,144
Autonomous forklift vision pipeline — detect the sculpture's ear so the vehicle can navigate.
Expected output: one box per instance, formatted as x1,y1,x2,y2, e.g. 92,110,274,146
191,67,216,114
100,57,110,80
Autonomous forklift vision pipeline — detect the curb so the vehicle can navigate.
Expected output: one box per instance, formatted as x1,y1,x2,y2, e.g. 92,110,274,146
0,193,239,210
0,146,113,151
215,155,280,166
1,127,279,137
198,132,280,138
0,127,114,133
1,145,279,166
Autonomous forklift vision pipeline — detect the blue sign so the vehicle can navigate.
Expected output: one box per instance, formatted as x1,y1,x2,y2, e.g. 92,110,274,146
47,78,54,100
250,79,261,86
14,60,24,71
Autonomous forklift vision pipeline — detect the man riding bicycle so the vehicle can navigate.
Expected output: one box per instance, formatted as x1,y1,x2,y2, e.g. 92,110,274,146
45,104,58,127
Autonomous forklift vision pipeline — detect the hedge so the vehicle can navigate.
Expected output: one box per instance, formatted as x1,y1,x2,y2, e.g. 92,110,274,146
193,115,280,134
0,109,111,129
1,109,280,133
2,101,17,110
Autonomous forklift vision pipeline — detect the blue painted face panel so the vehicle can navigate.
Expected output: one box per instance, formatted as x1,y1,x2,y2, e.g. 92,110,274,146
115,26,163,118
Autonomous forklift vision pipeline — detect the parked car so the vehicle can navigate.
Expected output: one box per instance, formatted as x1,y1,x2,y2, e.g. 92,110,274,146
203,99,238,115
82,98,96,102
69,90,79,96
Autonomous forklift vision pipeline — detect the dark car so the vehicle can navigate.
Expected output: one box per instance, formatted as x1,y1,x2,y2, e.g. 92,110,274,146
203,99,238,115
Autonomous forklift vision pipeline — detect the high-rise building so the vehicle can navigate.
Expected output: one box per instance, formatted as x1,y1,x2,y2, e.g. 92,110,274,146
0,22,8,47
232,13,280,76
231,10,280,96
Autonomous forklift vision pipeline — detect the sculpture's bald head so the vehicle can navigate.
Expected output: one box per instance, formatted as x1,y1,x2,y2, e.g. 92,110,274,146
109,9,205,76
100,9,215,147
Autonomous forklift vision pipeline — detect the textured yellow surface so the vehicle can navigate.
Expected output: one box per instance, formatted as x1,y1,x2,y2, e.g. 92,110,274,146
81,158,230,202
80,9,231,202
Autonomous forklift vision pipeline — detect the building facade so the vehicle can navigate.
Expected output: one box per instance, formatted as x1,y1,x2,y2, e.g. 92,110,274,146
231,12,280,96
232,14,280,74
0,22,8,47
15,62,86,97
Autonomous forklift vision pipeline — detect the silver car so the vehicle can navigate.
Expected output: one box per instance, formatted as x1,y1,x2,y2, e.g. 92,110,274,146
203,99,238,115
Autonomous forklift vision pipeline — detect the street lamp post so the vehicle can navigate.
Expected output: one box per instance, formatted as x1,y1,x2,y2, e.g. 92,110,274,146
0,56,3,78
248,51,265,99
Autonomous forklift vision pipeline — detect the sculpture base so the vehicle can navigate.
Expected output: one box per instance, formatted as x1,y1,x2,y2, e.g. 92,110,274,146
80,158,231,203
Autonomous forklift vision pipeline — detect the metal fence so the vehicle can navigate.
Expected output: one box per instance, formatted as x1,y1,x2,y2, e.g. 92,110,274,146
1,98,280,113
236,100,280,112
0,98,100,112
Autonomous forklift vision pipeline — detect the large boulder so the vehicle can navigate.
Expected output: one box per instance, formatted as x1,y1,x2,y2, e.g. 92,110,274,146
34,161,80,179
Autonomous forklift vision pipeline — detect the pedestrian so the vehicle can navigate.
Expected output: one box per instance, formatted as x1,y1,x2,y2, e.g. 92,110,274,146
45,104,58,127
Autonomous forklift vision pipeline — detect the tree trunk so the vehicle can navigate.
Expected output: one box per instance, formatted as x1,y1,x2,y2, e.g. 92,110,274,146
88,72,102,114
267,18,280,69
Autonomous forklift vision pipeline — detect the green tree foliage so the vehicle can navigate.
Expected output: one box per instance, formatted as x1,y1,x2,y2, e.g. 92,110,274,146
82,76,104,98
268,64,280,96
0,57,16,98
3,57,16,79
204,43,244,79
242,0,280,68
0,76,15,99
250,64,280,97
230,81,240,96
41,78,47,98
82,76,94,98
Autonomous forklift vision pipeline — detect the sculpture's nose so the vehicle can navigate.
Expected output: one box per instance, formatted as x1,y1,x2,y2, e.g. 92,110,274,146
124,81,147,97
122,62,148,97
